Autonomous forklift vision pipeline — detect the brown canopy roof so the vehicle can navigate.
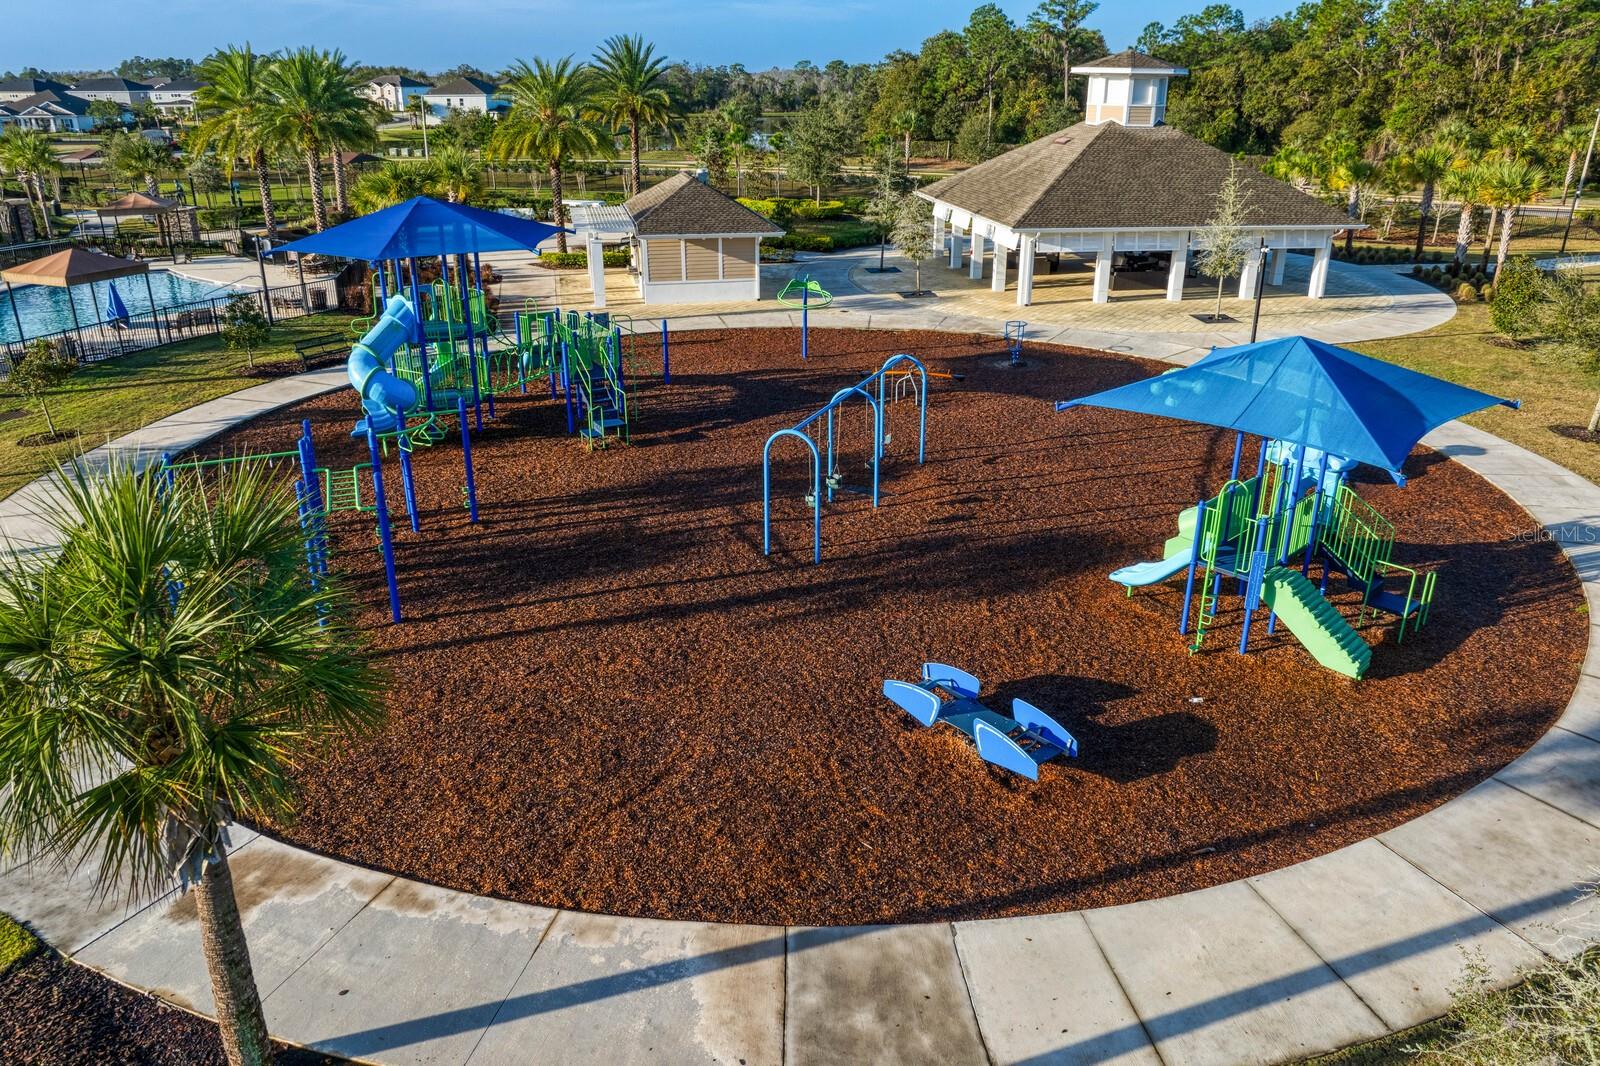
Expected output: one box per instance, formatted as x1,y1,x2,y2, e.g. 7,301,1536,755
919,122,1352,231
98,191,179,216
624,172,784,237
1076,49,1185,71
0,247,149,288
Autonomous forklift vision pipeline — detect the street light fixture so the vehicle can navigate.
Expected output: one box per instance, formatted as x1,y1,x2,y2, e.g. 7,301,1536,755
1559,106,1600,256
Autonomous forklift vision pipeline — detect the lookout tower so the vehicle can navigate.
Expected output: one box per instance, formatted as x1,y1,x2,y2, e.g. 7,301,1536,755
1071,50,1187,128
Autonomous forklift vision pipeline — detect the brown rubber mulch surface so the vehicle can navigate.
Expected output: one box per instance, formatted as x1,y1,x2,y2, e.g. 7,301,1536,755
199,328,1584,926
0,948,339,1065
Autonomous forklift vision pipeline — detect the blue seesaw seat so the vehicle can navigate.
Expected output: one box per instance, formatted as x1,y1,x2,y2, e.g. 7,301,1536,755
883,663,1079,781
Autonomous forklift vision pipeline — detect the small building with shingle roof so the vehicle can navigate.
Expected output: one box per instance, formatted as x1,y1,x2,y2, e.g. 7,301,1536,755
917,50,1350,306
569,171,784,306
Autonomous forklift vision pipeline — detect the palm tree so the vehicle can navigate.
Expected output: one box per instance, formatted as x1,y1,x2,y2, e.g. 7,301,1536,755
591,36,673,198
0,128,59,231
194,45,281,239
350,160,428,213
1407,143,1453,261
0,463,383,1066
1319,136,1373,254
1440,165,1483,267
1480,158,1548,277
259,47,376,231
426,145,482,204
494,57,607,253
1554,124,1592,204
106,131,170,198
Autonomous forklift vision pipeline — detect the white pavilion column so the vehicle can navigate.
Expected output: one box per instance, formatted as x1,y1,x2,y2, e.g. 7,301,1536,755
933,214,945,257
1166,234,1188,302
968,230,984,279
1091,234,1114,304
586,235,607,309
991,243,1008,292
1308,238,1332,298
1016,235,1036,306
948,222,964,269
1237,244,1262,299
1268,247,1287,286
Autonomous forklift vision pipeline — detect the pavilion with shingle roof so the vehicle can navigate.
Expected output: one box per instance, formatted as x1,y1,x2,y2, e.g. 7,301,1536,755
917,50,1351,307
569,171,784,307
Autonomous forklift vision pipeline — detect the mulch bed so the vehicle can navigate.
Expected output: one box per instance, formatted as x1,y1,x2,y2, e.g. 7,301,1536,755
15,429,78,448
0,948,339,1065
197,327,1585,926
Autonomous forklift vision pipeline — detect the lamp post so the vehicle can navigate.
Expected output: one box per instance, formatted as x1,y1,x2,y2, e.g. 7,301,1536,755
1248,236,1268,344
1559,107,1600,256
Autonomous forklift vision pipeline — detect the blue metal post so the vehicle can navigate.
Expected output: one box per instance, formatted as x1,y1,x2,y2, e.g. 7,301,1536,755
762,428,822,564
457,395,479,523
365,426,402,624
561,337,575,434
661,319,671,383
407,257,433,411
801,283,809,360
395,410,420,533
1229,431,1244,481
1178,497,1207,635
1302,451,1331,576
1238,515,1270,655
546,313,559,400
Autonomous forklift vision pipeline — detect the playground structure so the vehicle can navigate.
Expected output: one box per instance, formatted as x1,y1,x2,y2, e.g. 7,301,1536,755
1062,334,1516,679
762,353,929,564
777,275,832,360
883,663,1079,781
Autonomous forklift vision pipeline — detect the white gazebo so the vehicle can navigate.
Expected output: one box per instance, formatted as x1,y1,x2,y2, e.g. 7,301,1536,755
570,172,784,307
917,50,1351,307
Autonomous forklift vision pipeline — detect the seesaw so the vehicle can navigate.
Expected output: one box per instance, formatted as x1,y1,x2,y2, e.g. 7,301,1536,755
883,663,1078,781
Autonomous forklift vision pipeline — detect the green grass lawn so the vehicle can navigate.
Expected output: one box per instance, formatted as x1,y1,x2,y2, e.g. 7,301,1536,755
0,914,39,978
0,314,354,500
1353,299,1600,484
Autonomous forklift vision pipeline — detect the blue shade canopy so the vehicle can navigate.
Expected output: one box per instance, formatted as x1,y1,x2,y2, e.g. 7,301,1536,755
1056,335,1517,477
104,280,129,323
265,197,569,262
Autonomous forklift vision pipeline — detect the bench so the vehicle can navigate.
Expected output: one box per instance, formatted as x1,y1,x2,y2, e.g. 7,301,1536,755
293,332,350,372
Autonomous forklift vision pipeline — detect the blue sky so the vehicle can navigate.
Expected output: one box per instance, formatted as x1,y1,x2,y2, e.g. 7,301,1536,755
7,0,1294,75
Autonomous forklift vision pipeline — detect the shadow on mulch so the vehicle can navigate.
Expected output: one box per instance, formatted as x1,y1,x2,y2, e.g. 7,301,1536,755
195,327,1587,926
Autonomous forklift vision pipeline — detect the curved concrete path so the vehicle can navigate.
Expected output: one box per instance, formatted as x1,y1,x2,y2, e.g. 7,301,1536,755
5,304,1599,1066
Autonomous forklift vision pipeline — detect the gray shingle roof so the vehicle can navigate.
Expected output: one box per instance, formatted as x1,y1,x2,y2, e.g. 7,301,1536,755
71,76,152,92
1077,50,1184,71
624,173,785,237
0,77,69,94
426,77,498,97
920,122,1351,231
13,90,90,116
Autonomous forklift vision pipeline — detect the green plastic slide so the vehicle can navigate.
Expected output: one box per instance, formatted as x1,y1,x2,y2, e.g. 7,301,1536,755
1261,567,1371,679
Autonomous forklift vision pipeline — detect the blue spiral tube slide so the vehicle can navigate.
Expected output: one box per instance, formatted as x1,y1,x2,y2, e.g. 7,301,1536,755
350,295,420,436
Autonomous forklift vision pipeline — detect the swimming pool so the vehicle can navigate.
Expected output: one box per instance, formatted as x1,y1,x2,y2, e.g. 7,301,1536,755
0,270,244,344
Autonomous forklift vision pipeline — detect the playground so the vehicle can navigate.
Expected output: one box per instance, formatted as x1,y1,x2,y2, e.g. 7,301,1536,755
191,322,1585,927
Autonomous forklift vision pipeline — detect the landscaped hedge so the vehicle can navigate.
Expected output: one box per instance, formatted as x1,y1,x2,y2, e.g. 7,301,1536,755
537,249,631,269
770,232,834,252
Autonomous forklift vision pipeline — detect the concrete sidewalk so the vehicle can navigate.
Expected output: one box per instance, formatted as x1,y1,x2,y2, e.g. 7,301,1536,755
2,312,1598,1066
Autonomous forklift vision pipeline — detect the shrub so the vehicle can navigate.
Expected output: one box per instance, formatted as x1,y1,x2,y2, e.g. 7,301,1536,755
9,339,77,438
1453,281,1480,303
219,295,271,370
771,232,834,252
537,249,631,269
761,246,796,263
791,199,848,220
1490,256,1540,335
1410,265,1423,277
736,198,795,227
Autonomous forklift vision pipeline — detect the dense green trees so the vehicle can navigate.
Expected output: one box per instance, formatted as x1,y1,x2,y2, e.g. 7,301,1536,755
494,57,608,252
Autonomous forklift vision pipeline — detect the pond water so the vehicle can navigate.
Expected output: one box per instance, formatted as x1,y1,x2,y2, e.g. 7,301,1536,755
0,271,244,344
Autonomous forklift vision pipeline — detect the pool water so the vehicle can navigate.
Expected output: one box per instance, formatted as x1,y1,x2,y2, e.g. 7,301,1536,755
0,270,244,344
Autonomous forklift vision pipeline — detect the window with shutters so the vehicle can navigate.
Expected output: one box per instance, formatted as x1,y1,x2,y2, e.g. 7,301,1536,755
646,239,683,282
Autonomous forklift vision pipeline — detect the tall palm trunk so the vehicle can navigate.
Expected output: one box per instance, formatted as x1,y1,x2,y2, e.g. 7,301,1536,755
1494,206,1517,276
145,174,159,199
253,149,277,238
1344,183,1360,254
1413,180,1435,261
331,149,349,215
1453,203,1473,265
26,173,49,233
1563,152,1579,203
1479,205,1497,271
628,119,641,198
194,851,273,1066
304,145,328,232
549,162,567,253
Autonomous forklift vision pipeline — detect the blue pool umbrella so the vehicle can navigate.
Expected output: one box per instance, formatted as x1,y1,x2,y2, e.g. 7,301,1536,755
265,196,569,262
105,280,130,324
1056,335,1518,481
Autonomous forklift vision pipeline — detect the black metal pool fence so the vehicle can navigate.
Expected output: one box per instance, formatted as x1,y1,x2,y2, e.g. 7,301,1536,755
0,277,339,370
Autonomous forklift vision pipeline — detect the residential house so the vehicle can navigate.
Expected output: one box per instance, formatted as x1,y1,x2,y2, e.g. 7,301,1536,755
66,76,152,108
0,76,71,104
359,74,430,113
7,90,98,132
422,77,506,118
148,77,204,114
